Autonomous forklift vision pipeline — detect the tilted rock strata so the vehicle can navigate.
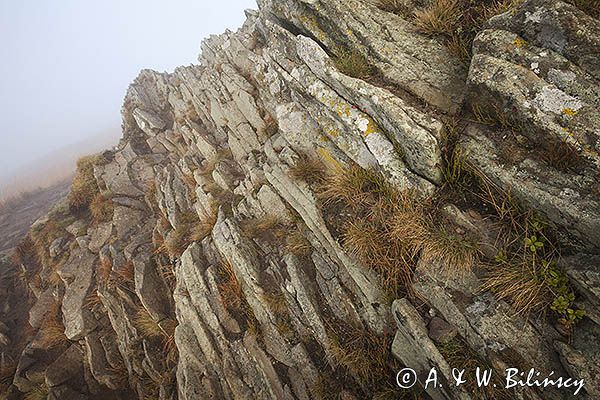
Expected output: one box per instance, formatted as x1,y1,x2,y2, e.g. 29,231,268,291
1,0,599,399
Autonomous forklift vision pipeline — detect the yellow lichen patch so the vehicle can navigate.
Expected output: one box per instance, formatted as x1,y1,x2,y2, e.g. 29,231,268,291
513,37,527,48
317,147,344,172
562,108,577,116
363,119,380,137
328,129,340,138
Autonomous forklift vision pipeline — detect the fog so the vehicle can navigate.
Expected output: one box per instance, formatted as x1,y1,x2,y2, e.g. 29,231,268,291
0,0,256,192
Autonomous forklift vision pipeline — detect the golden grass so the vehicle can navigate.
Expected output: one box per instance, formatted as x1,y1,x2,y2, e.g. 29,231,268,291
319,165,392,209
288,155,326,186
90,193,114,223
334,49,376,79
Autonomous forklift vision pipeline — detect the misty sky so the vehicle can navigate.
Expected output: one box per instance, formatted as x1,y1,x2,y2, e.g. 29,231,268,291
0,0,256,179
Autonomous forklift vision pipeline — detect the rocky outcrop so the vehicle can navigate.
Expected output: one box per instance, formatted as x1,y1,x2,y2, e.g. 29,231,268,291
1,0,599,399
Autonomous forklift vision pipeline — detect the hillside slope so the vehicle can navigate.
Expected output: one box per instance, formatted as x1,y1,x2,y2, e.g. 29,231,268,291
1,0,599,399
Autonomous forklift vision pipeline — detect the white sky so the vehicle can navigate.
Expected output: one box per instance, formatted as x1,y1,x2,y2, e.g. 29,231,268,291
0,0,257,179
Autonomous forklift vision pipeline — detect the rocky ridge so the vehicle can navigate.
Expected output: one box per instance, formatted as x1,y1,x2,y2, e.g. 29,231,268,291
1,0,599,399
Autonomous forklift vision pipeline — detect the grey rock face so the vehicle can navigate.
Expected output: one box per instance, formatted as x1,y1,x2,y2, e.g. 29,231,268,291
3,1,599,399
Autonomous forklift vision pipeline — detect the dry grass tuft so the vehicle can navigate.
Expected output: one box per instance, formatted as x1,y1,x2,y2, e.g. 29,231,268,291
39,304,68,349
90,193,114,223
421,224,479,275
97,256,113,285
116,260,135,285
415,0,462,36
415,0,525,62
285,230,313,256
288,155,327,186
84,290,103,311
566,0,600,18
68,155,101,211
320,165,392,209
377,0,406,14
543,138,583,172
438,337,515,399
241,215,287,241
327,322,401,392
24,384,49,400
134,308,163,339
334,49,376,79
217,259,243,311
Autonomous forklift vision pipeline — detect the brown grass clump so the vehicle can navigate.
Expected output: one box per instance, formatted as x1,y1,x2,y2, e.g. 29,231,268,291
24,384,49,400
414,0,525,62
217,259,243,311
134,308,178,364
288,155,326,186
84,291,103,311
327,321,401,394
134,308,163,339
542,138,583,173
241,215,287,241
90,193,114,223
116,260,135,285
38,305,68,349
285,230,313,256
0,361,17,393
97,256,113,285
334,49,376,79
414,0,462,36
566,0,600,18
377,0,407,14
438,337,515,399
420,224,480,275
68,155,101,211
481,259,553,315
321,165,481,295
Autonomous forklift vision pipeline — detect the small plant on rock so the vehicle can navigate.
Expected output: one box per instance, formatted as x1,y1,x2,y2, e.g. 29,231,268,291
334,49,376,79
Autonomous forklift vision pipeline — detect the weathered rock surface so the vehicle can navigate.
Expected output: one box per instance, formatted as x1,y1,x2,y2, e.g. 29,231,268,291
1,1,598,399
